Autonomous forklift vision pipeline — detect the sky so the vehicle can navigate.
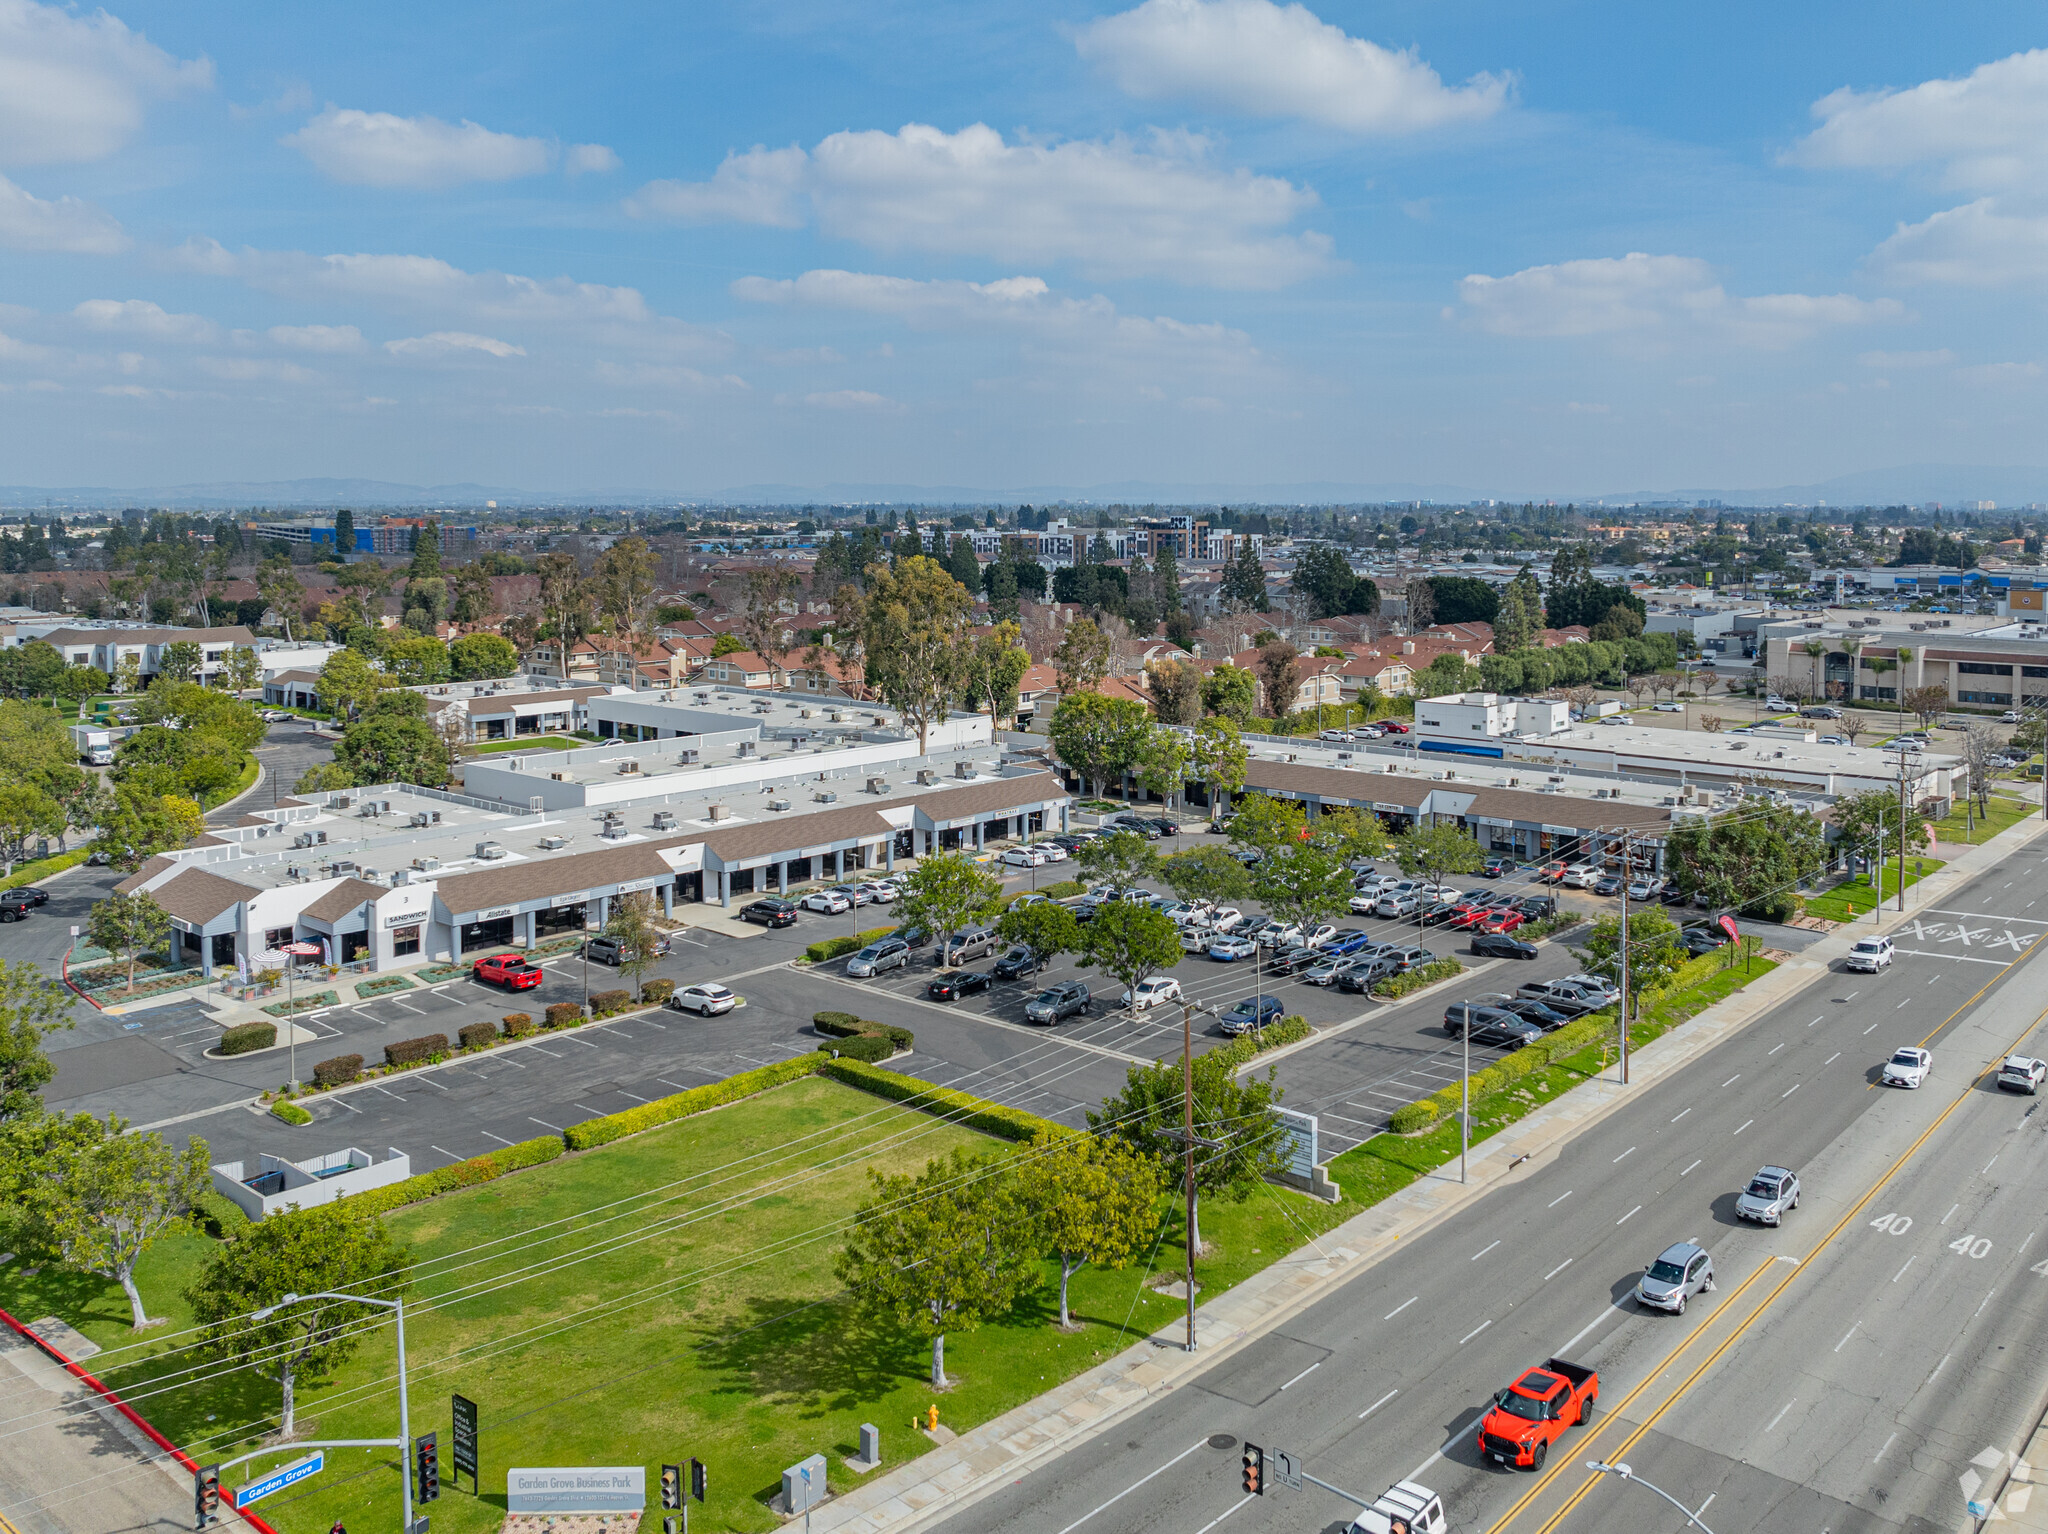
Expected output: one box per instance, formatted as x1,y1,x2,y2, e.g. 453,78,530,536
4,0,2048,500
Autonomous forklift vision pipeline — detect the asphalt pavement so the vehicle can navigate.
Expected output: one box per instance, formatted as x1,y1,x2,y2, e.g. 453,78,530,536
926,840,2048,1534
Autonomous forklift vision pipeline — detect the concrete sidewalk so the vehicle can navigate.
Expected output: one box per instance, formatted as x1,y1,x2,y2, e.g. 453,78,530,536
806,808,2048,1534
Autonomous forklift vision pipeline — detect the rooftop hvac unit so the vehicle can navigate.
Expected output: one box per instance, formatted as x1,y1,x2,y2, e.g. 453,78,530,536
800,709,812,719
616,760,641,774
828,710,843,722
411,812,432,828
916,768,937,785
736,741,755,757
285,864,304,880
707,804,728,822
415,856,441,872
315,830,328,844
601,823,630,840
550,771,568,781
651,811,677,830
331,859,357,874
293,832,314,849
430,811,440,825
693,692,709,702
1336,751,1352,761
392,868,411,884
1507,777,1520,787
768,798,791,812
867,776,890,794
953,761,974,778
1548,774,1566,782
871,715,885,726
537,835,569,851
678,748,700,764
1285,753,1298,763
815,790,838,803
334,795,352,809
359,802,380,817
474,842,508,861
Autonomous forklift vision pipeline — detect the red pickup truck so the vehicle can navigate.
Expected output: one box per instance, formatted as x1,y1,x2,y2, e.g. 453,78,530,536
1477,1357,1598,1469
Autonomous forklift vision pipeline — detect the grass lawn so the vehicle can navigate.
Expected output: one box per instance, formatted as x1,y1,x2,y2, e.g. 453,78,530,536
469,736,584,755
1803,859,1945,922
1933,793,2038,847
0,1076,1363,1534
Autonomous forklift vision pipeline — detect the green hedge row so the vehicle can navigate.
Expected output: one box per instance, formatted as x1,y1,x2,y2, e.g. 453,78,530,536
590,988,632,1016
803,925,899,964
270,1100,311,1125
811,1011,913,1054
332,1134,568,1219
818,1057,1070,1143
218,1022,276,1056
1210,1014,1313,1069
1389,1008,1619,1133
830,1033,897,1064
564,1052,833,1150
1374,957,1464,1000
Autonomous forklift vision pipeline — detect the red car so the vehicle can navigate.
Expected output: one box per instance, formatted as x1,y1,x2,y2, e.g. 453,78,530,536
1381,720,1409,734
1448,903,1493,930
1481,909,1528,934
473,953,544,990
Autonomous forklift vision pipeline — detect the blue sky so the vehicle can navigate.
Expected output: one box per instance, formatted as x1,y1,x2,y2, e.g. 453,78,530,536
3,0,2047,498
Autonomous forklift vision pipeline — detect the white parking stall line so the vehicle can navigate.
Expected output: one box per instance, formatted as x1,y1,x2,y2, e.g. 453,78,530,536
480,1131,516,1147
430,1145,461,1162
527,1045,562,1058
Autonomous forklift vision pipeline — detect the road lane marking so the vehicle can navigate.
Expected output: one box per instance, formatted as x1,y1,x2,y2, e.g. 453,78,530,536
1359,1389,1398,1419
619,1091,652,1103
1810,1017,1823,1026
1874,1432,1897,1462
1548,1191,1572,1208
1459,1320,1491,1345
1894,1256,1916,1282
1768,1042,1786,1055
1189,1497,1253,1534
1385,1297,1417,1320
1983,1154,1998,1175
430,1145,459,1161
1280,1361,1322,1390
1052,1439,1210,1534
1928,1353,1951,1387
1944,1202,1960,1224
1544,1259,1572,1281
1722,1074,1740,1087
1473,1240,1501,1261
1834,1324,1857,1353
1975,1289,1997,1317
1670,1108,1691,1123
1734,1119,1753,1135
1613,1146,1635,1163
1618,1205,1641,1225
1766,1399,1796,1432
1826,1052,1841,1065
1681,1159,1701,1176
1782,1083,1801,1099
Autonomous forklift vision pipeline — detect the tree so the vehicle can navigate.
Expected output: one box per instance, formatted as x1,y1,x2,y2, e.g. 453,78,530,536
317,647,382,720
1075,829,1161,892
945,534,982,594
1053,617,1114,696
384,635,451,685
1089,1051,1286,1247
0,960,70,1127
535,551,591,659
1154,541,1182,617
1494,565,1545,651
1413,653,1480,698
333,692,452,788
449,632,518,680
20,1113,208,1328
995,900,1082,977
739,558,801,659
0,785,61,873
1293,545,1375,619
1252,641,1301,721
601,892,665,995
594,537,658,638
1402,575,1435,630
85,890,172,990
898,850,1003,965
407,518,441,578
1145,658,1202,726
1047,692,1153,800
1159,845,1253,909
1426,575,1500,627
1575,909,1688,1015
1200,663,1257,725
862,556,973,754
957,622,1031,727
709,632,744,658
1078,899,1183,1005
1666,801,1827,921
185,1201,411,1436
331,561,392,632
221,646,260,694
96,791,204,872
1903,685,1950,729
1135,727,1189,815
1392,823,1484,896
1019,1132,1162,1328
156,641,201,686
1231,797,1386,934
1220,538,1269,612
1190,716,1248,821
836,1147,1041,1387
449,560,497,627
332,507,355,561
256,558,304,641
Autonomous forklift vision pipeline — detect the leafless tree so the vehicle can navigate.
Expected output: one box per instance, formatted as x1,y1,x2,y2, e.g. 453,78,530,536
1961,723,2004,817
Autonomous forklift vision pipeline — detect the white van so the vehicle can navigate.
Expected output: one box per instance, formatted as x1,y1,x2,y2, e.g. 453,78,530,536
1347,1482,1447,1534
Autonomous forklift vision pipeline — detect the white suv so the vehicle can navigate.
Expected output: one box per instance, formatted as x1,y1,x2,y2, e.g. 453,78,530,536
1845,936,1893,973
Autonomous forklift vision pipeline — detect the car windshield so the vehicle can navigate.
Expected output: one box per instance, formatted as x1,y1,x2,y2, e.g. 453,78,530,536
1748,1178,1780,1198
1891,1051,1920,1067
1495,1390,1553,1421
697,986,733,999
1852,942,1880,954
1648,1259,1687,1283
854,947,882,960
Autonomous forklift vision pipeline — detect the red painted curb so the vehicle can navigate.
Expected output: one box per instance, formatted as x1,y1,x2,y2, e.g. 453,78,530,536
0,1305,281,1533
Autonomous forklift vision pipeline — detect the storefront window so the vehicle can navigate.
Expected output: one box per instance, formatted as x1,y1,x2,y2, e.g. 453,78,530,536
535,903,586,936
391,924,421,957
462,916,516,949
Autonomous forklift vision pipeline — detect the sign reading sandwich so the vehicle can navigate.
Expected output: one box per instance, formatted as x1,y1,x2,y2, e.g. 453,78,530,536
507,1467,646,1513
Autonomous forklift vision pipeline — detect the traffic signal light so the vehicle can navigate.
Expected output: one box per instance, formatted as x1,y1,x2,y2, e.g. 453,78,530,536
415,1431,440,1503
194,1464,221,1528
662,1464,682,1510
1241,1443,1264,1496
690,1457,707,1502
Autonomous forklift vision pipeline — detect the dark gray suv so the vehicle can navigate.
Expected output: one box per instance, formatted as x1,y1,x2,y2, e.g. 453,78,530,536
1024,981,1093,1024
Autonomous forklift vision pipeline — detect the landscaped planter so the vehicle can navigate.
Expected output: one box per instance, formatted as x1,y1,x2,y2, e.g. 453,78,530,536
261,989,339,1017
354,975,416,998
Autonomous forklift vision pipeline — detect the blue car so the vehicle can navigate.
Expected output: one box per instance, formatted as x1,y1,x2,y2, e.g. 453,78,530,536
1326,930,1376,957
1207,934,1258,962
1220,996,1285,1036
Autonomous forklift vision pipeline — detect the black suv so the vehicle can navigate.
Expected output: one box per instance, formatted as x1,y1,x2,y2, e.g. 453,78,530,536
1443,1004,1544,1047
991,944,1039,981
740,898,798,928
1024,981,1093,1024
0,890,33,922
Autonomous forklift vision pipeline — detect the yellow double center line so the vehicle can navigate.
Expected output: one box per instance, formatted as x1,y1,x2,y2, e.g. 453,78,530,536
1489,970,2048,1534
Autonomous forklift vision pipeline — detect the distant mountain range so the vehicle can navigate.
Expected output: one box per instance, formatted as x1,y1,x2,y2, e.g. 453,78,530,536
2,463,2046,511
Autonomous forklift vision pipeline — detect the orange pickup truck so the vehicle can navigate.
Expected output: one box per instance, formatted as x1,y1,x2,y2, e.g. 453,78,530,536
1476,1357,1598,1469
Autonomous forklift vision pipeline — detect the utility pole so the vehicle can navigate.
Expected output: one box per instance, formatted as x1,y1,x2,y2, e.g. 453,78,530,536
1181,1000,1197,1353
1618,827,1631,1086
1460,996,1469,1185
1897,747,1910,913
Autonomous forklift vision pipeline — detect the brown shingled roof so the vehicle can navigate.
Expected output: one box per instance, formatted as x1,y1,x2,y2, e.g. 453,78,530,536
150,867,256,925
910,771,1070,824
1244,758,1672,835
114,855,177,895
434,844,678,917
695,804,895,863
300,878,387,924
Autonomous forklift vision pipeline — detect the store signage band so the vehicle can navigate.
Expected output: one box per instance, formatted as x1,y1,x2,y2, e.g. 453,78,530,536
383,907,430,928
476,905,517,921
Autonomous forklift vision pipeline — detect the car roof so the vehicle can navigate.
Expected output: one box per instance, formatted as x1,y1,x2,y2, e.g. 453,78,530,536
1657,1240,1706,1262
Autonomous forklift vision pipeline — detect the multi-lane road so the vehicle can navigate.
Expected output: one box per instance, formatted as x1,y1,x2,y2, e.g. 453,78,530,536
929,839,2048,1534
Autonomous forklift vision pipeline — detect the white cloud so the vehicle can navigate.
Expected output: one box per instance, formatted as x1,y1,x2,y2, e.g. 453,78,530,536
73,297,216,342
1869,199,2048,287
1072,0,1507,134
0,0,211,166
1955,360,2042,386
268,323,364,353
800,389,901,411
759,346,845,366
1455,252,1901,348
0,173,127,252
733,270,1053,322
284,107,552,188
194,355,317,383
591,361,749,391
1857,347,1955,368
566,142,620,176
384,331,526,359
1793,50,2048,192
632,123,1333,287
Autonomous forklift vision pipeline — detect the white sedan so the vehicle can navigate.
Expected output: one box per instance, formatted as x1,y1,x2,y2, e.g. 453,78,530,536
1001,846,1047,868
1121,976,1184,1011
669,983,738,1016
1653,701,1685,712
1882,1046,1932,1088
1034,842,1069,863
800,890,852,914
856,881,898,904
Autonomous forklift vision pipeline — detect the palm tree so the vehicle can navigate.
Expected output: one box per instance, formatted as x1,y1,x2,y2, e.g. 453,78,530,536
1867,657,1899,728
1802,639,1827,702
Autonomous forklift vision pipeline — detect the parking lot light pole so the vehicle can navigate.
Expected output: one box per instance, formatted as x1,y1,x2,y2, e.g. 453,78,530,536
1584,1461,1716,1534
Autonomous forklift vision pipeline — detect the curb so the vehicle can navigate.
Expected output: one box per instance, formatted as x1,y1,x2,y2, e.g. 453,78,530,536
805,806,2048,1534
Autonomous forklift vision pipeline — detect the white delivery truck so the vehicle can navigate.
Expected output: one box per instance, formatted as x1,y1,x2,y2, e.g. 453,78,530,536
69,724,113,767
1346,1482,1448,1534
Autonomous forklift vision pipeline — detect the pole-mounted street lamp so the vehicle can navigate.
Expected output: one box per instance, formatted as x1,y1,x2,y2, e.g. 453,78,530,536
1584,1461,1716,1534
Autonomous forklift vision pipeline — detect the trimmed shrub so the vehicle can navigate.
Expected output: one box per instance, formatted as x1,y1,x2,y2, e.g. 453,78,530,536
876,1023,914,1051
565,1053,831,1150
384,1033,449,1068
545,1002,583,1029
312,1053,362,1088
1374,958,1464,1000
831,1032,897,1064
1210,1015,1313,1069
801,925,899,965
502,1013,534,1037
1037,879,1085,901
1388,1101,1439,1135
270,1100,312,1125
812,1011,864,1036
589,988,632,1016
458,1021,498,1051
292,1135,567,1221
819,1057,1070,1143
218,1022,277,1056
640,979,675,1005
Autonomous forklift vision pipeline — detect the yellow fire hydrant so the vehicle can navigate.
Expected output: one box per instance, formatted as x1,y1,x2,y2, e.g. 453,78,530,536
927,1405,940,1432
